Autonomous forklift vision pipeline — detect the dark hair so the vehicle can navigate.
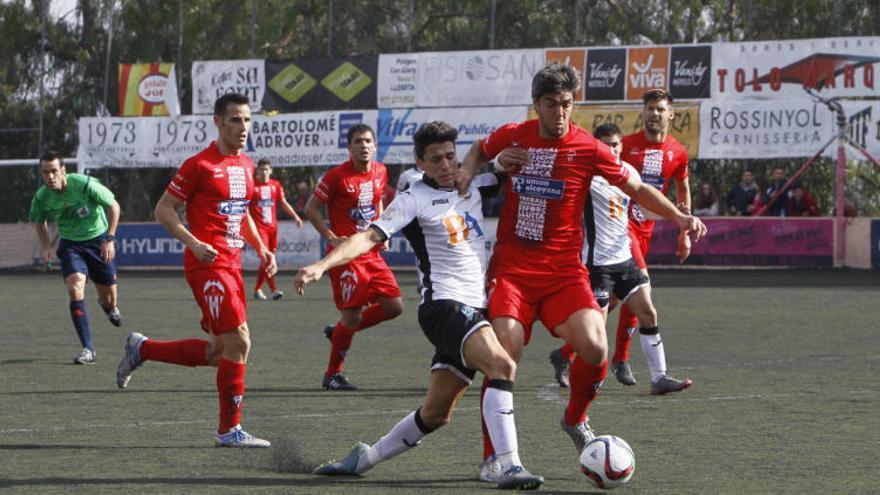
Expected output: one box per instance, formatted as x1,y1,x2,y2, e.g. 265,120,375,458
214,93,250,116
346,124,375,145
593,123,622,140
413,121,458,160
40,150,64,167
642,88,673,105
257,158,272,167
531,62,580,100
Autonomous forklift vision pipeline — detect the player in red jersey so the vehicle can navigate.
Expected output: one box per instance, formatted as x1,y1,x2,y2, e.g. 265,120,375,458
304,124,403,391
609,88,693,390
116,93,276,448
250,158,302,301
457,63,706,480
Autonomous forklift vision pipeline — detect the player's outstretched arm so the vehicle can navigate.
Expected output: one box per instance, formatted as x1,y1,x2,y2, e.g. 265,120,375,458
242,210,277,277
280,197,303,227
155,191,218,263
620,174,707,242
294,228,384,295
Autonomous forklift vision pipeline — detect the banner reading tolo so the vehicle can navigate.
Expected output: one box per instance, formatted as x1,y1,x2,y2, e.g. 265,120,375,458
373,107,527,163
528,103,701,157
412,49,544,107
698,100,833,159
712,37,880,100
823,100,880,160
191,59,265,114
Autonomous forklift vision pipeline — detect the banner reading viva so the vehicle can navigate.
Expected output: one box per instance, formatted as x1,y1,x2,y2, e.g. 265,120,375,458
118,63,181,117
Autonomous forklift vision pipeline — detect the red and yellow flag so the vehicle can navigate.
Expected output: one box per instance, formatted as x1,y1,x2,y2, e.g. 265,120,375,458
118,63,180,116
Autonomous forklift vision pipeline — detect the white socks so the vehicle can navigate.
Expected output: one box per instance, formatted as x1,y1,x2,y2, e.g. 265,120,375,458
483,379,521,472
639,326,667,382
357,409,432,474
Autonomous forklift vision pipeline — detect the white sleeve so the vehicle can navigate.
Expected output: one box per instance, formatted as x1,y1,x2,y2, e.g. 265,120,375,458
371,190,418,239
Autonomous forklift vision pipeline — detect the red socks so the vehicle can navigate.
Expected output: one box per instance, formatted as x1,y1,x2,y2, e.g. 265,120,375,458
613,305,639,363
326,322,357,376
559,342,575,361
564,357,607,426
140,339,209,367
217,358,246,433
356,304,388,331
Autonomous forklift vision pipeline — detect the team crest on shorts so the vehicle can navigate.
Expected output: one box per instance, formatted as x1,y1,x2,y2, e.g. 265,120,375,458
203,279,226,321
340,269,358,303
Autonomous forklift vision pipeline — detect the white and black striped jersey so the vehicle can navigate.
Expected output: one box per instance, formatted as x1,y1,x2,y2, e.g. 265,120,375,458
372,173,501,308
583,162,639,266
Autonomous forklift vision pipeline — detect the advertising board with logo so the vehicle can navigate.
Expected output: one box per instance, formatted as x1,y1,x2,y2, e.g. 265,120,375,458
698,100,832,159
711,37,880,100
583,48,627,101
669,45,712,98
822,100,880,160
262,55,377,112
649,218,834,266
626,46,670,101
118,63,180,117
191,59,265,114
373,107,526,164
529,103,701,157
377,54,418,108
413,49,544,107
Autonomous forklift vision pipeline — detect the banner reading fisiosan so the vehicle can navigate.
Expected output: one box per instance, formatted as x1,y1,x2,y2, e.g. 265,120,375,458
378,49,544,108
77,108,524,168
698,100,833,159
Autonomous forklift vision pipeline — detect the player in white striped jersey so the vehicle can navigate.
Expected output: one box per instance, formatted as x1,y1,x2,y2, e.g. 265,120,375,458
295,121,544,490
549,123,693,396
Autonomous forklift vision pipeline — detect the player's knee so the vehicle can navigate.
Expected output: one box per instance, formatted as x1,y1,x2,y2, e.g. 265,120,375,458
484,354,516,381
419,406,453,430
383,298,404,319
638,306,658,327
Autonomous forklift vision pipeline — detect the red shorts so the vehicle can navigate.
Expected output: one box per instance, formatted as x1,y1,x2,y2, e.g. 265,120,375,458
185,266,247,335
487,267,601,346
257,226,278,252
328,252,401,310
629,230,649,270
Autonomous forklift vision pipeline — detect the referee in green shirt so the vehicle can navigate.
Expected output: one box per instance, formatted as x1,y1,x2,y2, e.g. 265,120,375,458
30,152,122,364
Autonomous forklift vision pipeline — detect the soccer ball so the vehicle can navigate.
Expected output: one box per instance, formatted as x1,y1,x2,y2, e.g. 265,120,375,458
579,435,635,489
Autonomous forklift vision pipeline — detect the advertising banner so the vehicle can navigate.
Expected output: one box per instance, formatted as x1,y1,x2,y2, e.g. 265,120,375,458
118,63,180,117
242,222,322,270
822,100,880,160
413,49,544,107
262,56,378,112
583,48,627,101
669,45,712,99
373,107,527,164
626,46,670,101
191,59,265,114
648,218,834,266
529,103,701,158
546,49,587,101
712,37,880,100
377,54,418,108
698,100,832,159
115,223,185,267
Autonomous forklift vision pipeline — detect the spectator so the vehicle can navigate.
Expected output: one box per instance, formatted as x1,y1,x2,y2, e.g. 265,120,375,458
762,166,789,216
787,184,819,216
693,182,720,216
292,180,310,216
726,170,759,216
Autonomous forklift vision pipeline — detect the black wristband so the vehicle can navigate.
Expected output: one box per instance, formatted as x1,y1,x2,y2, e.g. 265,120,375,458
105,234,116,241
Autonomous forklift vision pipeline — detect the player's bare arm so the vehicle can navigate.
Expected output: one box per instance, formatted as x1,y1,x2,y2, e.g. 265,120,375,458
619,174,707,241
294,228,384,295
457,141,488,195
34,221,53,262
495,146,529,172
280,197,303,227
242,210,277,277
674,176,691,214
155,191,219,263
304,194,345,246
101,199,121,263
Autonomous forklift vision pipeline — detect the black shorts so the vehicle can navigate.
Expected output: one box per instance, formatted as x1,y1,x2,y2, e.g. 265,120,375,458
588,259,649,309
57,233,117,285
417,299,490,384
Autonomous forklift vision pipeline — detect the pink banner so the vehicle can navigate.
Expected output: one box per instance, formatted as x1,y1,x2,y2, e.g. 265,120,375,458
648,218,833,266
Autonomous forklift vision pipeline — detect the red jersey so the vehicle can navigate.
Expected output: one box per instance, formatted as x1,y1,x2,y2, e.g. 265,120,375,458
250,178,285,232
167,141,255,271
621,132,689,238
314,159,387,238
481,120,629,273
